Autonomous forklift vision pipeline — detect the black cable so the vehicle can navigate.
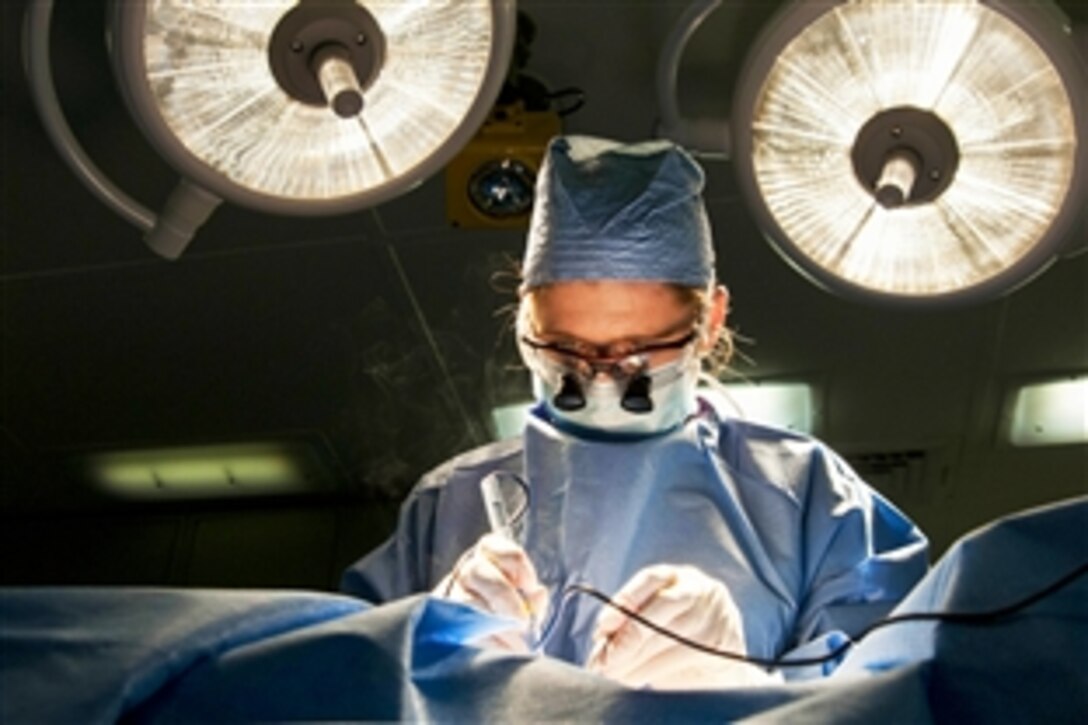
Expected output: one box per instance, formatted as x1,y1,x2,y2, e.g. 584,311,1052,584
565,583,774,667
564,561,1088,669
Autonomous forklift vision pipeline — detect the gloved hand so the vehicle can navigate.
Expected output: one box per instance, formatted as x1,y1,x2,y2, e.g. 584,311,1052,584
585,564,780,689
433,533,549,652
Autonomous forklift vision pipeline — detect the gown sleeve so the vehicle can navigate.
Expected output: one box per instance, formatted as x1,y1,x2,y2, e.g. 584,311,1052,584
339,440,519,603
339,486,442,604
791,445,929,648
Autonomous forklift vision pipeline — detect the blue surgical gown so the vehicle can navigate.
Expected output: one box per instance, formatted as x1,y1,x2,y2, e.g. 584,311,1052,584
341,394,928,669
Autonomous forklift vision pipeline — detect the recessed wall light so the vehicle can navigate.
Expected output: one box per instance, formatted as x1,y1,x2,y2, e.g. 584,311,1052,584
84,441,334,500
1008,375,1088,447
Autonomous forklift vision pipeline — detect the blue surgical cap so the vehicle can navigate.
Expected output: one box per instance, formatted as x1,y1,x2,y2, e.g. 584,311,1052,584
521,136,715,290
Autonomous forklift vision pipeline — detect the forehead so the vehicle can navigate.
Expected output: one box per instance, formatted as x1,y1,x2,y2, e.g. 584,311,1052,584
525,280,692,343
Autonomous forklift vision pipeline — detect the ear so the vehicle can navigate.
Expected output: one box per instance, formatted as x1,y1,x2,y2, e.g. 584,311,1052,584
701,284,730,353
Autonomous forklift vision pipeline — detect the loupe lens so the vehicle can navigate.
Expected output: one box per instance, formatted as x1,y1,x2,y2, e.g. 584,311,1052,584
553,374,587,411
621,375,653,413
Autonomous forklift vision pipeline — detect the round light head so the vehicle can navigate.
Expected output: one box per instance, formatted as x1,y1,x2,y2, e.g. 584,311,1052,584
110,0,516,215
732,0,1084,305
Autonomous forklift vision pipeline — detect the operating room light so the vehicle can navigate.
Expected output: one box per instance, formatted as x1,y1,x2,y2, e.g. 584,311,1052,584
24,0,515,258
121,0,498,204
733,0,1083,303
658,0,1085,305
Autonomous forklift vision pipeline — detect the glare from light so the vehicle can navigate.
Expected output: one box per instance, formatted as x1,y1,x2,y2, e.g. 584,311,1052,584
750,0,1077,296
88,443,312,500
1009,377,1088,447
720,382,814,433
140,0,496,202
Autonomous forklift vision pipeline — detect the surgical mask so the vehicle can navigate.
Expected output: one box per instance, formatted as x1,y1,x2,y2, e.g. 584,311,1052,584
526,346,701,436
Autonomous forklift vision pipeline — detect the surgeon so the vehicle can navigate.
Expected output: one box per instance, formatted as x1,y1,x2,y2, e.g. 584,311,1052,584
341,135,929,688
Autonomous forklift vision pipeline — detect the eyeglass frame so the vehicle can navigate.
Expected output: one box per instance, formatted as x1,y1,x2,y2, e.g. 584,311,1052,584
519,330,699,381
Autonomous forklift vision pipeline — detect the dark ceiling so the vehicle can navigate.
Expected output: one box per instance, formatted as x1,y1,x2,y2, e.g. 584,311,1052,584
2,0,1086,557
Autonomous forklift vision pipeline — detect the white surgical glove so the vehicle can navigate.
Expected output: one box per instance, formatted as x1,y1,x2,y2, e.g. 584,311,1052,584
433,533,549,652
586,564,780,689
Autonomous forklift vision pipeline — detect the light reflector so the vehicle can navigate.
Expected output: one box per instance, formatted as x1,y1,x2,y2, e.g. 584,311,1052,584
1009,376,1088,447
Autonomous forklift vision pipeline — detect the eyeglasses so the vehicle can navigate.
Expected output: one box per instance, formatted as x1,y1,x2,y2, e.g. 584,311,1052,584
520,330,698,380
520,328,699,413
